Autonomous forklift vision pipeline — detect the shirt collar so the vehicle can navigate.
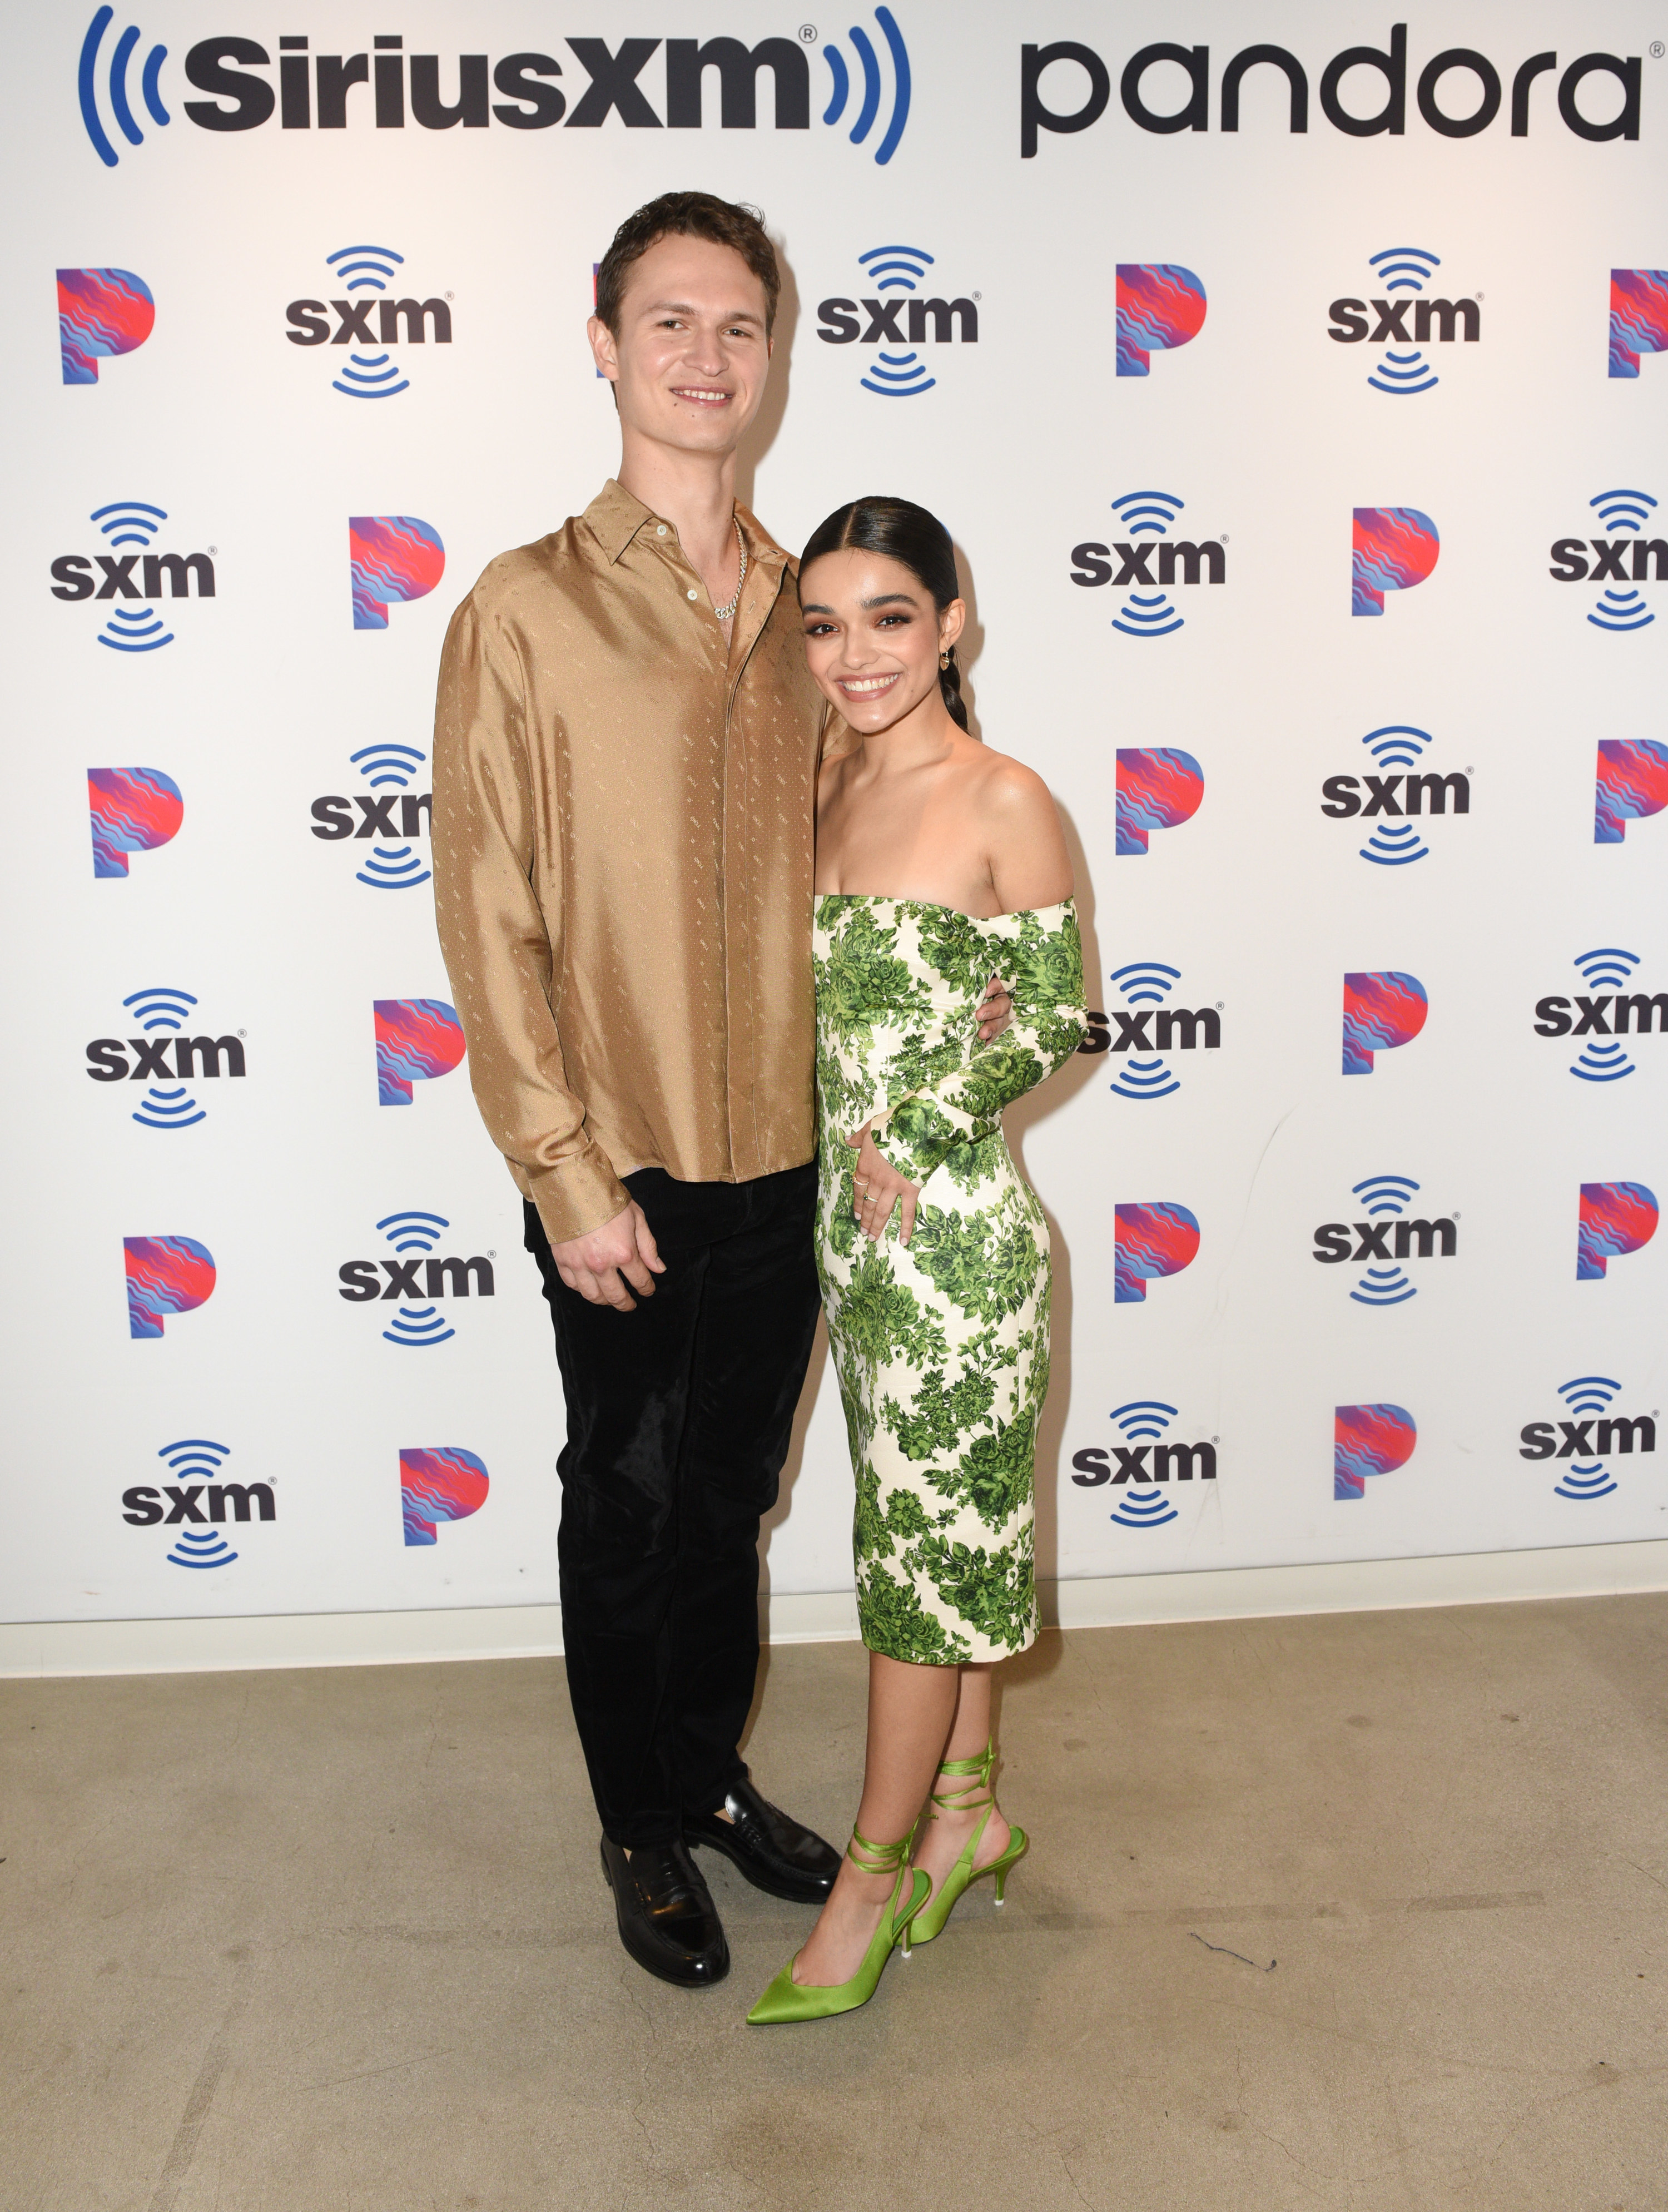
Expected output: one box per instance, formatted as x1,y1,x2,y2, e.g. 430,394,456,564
582,478,788,573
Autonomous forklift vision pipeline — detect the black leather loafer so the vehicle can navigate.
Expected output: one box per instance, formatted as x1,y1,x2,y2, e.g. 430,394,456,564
599,1836,729,1988
685,1779,842,1904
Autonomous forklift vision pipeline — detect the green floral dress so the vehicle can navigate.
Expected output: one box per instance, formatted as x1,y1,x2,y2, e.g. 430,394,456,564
812,896,1087,1665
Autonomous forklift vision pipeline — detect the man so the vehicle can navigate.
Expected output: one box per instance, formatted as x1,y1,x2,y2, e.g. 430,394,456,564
431,194,1006,1990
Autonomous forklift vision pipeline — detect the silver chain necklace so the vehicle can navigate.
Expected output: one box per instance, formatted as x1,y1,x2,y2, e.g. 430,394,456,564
712,532,747,622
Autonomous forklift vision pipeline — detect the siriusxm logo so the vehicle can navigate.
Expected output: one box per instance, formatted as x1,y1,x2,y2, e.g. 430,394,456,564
1352,507,1438,617
1334,1404,1417,1500
1328,247,1477,395
1521,1377,1656,1501
312,745,431,889
286,244,450,399
1342,973,1426,1077
58,267,153,384
89,766,182,878
351,515,444,629
86,15,909,163
1071,492,1224,639
1115,264,1205,376
52,503,215,652
1322,726,1470,865
816,245,977,398
1596,740,1668,845
1536,950,1665,1082
375,1000,465,1104
1113,1203,1200,1306
339,1211,494,1347
124,1235,215,1339
1313,1176,1456,1306
1550,489,1662,631
1081,963,1221,1103
1071,1399,1217,1530
1577,1183,1658,1282
1611,271,1668,378
401,1447,489,1546
122,1439,274,1568
1114,748,1203,856
86,986,246,1130
1021,34,1642,157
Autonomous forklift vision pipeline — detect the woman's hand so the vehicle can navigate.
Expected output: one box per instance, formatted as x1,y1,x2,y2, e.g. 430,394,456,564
846,1123,923,1246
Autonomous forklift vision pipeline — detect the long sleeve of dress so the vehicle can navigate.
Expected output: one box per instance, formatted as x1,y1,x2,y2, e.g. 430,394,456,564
868,901,1088,1188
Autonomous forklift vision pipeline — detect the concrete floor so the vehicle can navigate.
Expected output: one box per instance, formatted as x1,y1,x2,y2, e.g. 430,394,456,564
2,1598,1665,2212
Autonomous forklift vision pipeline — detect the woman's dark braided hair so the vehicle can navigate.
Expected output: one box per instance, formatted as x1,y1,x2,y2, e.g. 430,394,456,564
799,495,970,732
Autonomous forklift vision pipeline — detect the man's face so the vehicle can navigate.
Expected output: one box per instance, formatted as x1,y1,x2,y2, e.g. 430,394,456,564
589,234,773,459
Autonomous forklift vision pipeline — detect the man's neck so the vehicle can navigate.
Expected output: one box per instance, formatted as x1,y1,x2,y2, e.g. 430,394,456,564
616,433,741,584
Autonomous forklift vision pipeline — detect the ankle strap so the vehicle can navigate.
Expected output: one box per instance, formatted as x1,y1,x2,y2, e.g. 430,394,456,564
845,1825,915,1875
931,1738,995,1812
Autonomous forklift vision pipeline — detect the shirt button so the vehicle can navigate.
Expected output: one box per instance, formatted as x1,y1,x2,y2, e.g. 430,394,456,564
687,587,699,599
657,524,668,535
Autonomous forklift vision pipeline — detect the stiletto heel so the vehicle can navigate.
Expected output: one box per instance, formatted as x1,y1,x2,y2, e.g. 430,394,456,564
908,1740,1029,1943
746,1827,929,2025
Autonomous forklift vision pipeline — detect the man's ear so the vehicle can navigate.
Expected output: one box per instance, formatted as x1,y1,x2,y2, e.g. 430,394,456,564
587,314,619,384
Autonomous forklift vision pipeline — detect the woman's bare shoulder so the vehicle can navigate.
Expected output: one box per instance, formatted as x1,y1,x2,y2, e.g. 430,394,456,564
953,740,1059,824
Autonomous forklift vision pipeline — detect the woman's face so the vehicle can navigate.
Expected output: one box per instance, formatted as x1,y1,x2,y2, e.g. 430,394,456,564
798,549,964,735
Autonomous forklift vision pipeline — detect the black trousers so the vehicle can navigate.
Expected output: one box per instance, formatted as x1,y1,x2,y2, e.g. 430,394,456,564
524,1162,822,1848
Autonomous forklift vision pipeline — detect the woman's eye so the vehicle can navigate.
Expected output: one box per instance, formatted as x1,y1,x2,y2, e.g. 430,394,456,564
876,614,910,628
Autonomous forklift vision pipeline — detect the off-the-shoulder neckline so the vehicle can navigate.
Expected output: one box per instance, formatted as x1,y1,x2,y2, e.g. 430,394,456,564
813,893,1076,924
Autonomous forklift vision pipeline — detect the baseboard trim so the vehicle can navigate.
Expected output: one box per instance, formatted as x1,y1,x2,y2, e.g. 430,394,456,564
3,1539,1666,1679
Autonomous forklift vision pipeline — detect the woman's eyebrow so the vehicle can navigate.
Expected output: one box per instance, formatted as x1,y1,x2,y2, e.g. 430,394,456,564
800,601,835,615
861,593,917,609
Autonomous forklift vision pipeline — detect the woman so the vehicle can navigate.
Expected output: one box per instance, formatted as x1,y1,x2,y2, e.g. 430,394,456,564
748,498,1086,2025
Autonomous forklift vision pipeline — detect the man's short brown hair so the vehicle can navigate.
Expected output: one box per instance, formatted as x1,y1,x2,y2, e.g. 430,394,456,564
594,192,781,337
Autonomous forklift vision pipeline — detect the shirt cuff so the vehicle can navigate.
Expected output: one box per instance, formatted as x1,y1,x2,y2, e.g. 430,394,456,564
521,1145,633,1248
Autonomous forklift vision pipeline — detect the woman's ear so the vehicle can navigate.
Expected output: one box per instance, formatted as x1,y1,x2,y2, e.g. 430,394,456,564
940,598,967,652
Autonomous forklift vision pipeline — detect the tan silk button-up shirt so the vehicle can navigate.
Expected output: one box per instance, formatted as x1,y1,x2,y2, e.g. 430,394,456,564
431,480,828,1246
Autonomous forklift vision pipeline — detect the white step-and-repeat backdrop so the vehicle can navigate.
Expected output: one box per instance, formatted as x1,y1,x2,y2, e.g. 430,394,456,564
4,3,1664,1628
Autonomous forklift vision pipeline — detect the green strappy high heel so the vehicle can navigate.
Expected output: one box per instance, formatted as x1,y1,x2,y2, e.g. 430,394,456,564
908,1740,1029,1945
746,1828,931,2026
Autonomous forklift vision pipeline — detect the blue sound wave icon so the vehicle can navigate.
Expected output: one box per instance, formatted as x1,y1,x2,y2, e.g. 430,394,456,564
1349,1174,1419,1306
1570,948,1641,1081
1363,726,1431,769
1358,726,1433,862
820,8,911,166
376,1211,455,1346
1111,1398,1178,1441
1108,1400,1181,1527
855,244,935,397
1110,492,1185,637
1366,247,1441,395
121,984,204,1129
349,743,432,889
1553,1375,1622,1500
78,7,170,168
90,500,175,652
158,1439,238,1567
1588,489,1658,631
325,245,411,398
1108,960,1182,1101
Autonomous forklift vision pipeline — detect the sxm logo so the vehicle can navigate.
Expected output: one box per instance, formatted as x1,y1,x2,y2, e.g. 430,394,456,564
1313,1176,1456,1307
1113,1203,1199,1305
350,516,444,629
1352,507,1438,617
52,503,215,652
1535,950,1665,1082
1081,962,1220,1103
375,1000,465,1105
339,1211,494,1347
1115,264,1205,376
1521,1376,1655,1502
1071,1398,1216,1531
1322,726,1470,866
1550,488,1662,631
1342,971,1427,1076
1071,492,1224,638
1577,1183,1658,1282
124,1235,215,1339
312,746,431,889
58,269,154,385
401,1448,489,1546
1596,740,1668,846
87,986,245,1129
85,14,911,163
1328,247,1477,396
816,245,976,398
1115,747,1203,856
1610,271,1668,379
1334,1404,1416,1500
89,767,182,878
123,1439,274,1569
286,244,450,399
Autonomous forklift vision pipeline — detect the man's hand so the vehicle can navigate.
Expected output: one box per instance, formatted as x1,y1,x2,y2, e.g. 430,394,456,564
976,973,1012,1043
548,1201,665,1311
846,1124,924,1247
